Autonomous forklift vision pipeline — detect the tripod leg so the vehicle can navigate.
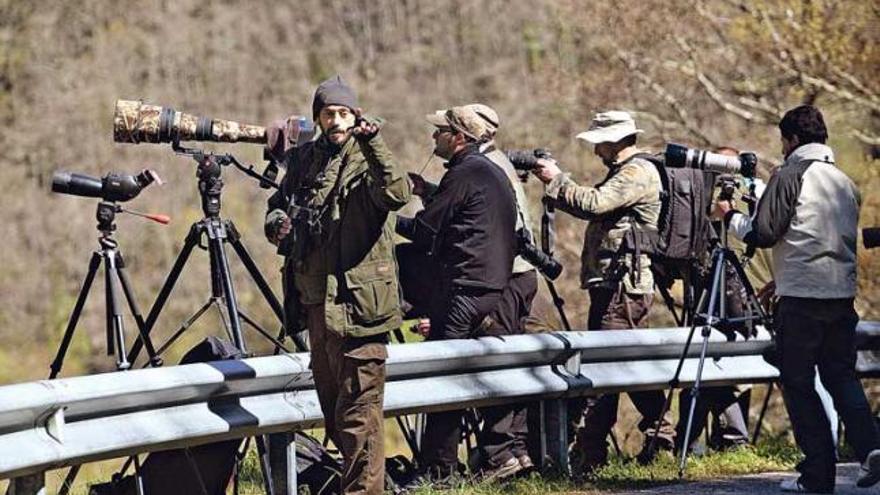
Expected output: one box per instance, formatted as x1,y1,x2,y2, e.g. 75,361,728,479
226,224,284,321
226,224,308,354
105,251,130,370
50,252,101,379
396,415,420,458
255,435,276,495
677,252,727,477
152,300,214,358
545,279,572,331
132,454,145,495
752,382,774,445
239,310,290,353
647,251,722,456
679,325,713,476
127,224,201,364
57,465,81,495
116,254,162,367
207,223,247,354
646,286,708,455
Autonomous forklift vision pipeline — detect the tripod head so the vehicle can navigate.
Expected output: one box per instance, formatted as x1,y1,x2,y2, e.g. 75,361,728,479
173,140,282,219
94,201,170,244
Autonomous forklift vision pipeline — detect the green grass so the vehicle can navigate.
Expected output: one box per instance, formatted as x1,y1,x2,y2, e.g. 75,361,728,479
402,437,801,494
591,435,801,490
230,435,803,495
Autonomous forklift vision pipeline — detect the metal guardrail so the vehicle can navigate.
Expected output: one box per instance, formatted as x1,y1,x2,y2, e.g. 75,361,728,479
2,322,879,494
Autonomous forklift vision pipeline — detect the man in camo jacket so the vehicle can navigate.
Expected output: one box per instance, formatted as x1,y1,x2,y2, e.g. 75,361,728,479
531,110,676,474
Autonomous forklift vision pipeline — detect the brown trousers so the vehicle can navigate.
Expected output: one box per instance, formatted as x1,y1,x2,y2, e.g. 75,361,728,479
306,304,387,495
574,287,675,467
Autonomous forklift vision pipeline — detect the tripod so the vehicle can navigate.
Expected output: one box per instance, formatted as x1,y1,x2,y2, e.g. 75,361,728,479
649,222,771,477
119,146,306,495
49,201,162,379
52,201,167,495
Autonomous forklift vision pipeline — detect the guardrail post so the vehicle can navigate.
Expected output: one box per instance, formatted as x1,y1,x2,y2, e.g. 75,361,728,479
269,432,296,495
6,473,45,495
539,399,568,473
538,349,581,473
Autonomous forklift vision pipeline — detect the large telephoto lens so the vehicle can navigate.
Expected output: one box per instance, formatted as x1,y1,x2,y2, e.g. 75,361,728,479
113,99,267,145
52,172,104,198
665,143,756,178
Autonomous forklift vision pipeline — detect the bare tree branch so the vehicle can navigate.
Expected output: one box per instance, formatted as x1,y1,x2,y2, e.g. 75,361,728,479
615,49,714,146
852,130,880,146
768,54,880,113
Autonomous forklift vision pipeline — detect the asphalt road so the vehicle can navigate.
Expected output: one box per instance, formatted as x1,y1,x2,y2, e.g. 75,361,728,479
615,463,878,494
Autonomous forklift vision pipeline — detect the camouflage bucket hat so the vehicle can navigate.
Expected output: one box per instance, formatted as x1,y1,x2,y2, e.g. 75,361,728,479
576,110,643,144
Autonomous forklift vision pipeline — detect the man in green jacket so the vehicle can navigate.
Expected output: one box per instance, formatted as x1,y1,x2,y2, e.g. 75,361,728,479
265,75,411,494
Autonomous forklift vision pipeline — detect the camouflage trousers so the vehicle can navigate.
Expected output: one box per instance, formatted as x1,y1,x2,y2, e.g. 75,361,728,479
572,287,675,471
306,304,387,495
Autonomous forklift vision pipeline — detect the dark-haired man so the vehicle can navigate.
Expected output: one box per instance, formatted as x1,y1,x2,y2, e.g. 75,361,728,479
717,104,880,493
265,75,411,494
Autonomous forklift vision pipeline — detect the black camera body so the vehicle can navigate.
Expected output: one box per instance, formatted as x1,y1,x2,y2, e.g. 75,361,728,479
506,148,552,172
52,170,160,203
717,176,738,202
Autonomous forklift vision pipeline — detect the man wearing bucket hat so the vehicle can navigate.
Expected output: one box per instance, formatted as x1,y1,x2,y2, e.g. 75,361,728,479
532,110,676,472
397,105,518,486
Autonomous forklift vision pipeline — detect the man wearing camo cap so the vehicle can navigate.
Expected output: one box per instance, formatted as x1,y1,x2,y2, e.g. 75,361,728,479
397,105,518,487
532,110,676,473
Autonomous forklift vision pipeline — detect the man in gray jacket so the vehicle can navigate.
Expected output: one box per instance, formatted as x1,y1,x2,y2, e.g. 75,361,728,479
718,105,880,493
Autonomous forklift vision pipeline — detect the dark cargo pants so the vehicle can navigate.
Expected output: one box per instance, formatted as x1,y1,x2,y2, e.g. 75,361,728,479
307,304,387,495
574,287,675,468
776,297,880,492
420,286,503,472
476,271,538,468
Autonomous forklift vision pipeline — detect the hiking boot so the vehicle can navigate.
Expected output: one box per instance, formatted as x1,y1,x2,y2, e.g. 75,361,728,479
857,448,880,488
477,456,523,483
516,454,535,471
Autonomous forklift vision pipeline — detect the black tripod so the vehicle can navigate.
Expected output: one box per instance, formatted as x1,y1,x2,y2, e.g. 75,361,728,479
52,201,165,495
49,201,162,379
649,222,771,477
120,146,307,495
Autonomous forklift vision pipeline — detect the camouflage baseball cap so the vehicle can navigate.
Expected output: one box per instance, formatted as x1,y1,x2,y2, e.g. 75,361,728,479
465,103,500,137
425,106,487,141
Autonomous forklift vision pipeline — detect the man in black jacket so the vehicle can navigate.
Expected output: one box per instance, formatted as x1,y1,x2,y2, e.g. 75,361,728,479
718,105,880,493
397,106,518,485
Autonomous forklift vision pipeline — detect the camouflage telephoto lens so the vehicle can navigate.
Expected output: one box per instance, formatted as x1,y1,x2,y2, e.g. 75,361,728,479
113,100,267,145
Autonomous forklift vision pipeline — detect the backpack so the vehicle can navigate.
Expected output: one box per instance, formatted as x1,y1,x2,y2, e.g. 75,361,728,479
622,153,713,280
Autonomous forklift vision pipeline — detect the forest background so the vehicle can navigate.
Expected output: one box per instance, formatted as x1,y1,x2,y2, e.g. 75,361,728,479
0,0,877,459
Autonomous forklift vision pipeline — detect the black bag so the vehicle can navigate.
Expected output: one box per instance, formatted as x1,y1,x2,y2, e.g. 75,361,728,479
294,431,343,495
90,338,244,495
